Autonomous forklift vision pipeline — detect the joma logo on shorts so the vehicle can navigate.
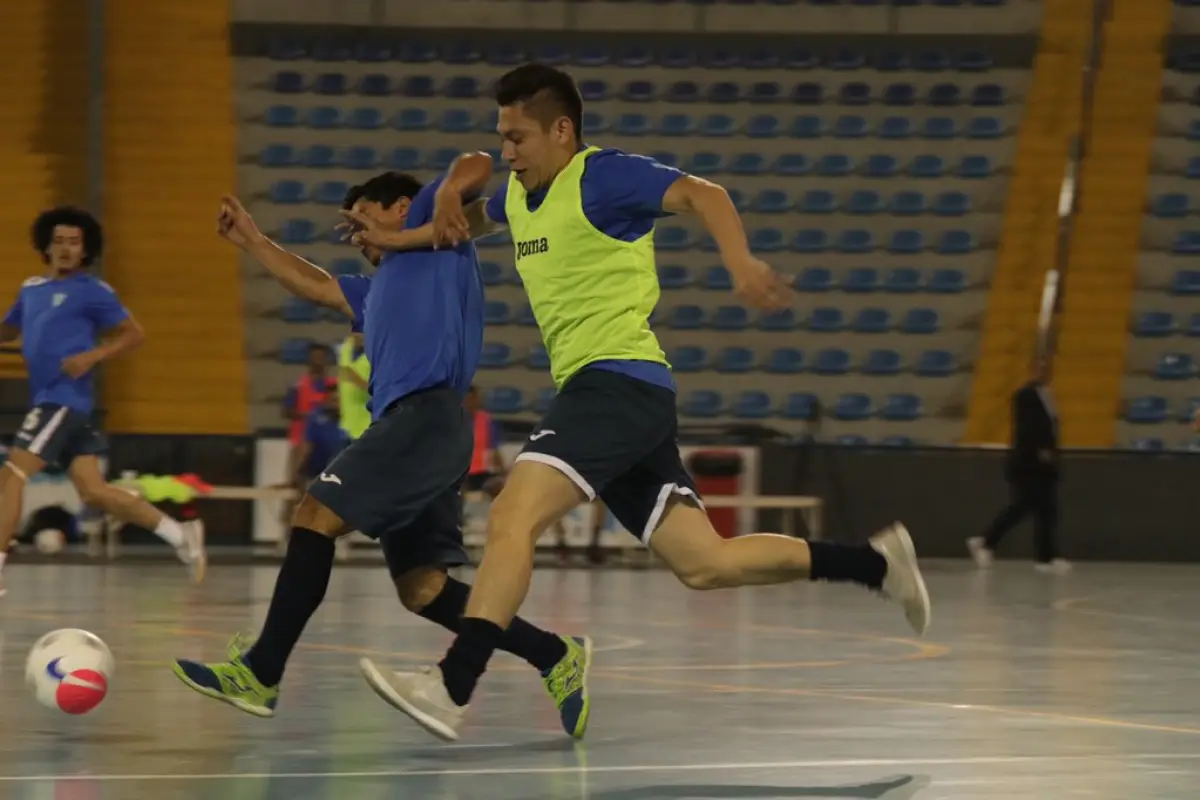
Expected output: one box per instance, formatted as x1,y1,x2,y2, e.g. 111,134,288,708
516,237,549,260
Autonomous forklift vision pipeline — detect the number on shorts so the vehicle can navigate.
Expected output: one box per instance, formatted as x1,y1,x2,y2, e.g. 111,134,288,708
20,408,41,433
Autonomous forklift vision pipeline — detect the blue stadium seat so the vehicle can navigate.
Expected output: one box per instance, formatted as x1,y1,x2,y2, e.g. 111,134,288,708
667,81,701,102
1154,353,1195,379
391,108,429,132
729,153,767,175
883,83,917,106
796,268,833,292
658,265,691,289
700,114,737,137
313,73,348,95
1153,193,1191,218
715,347,755,373
745,48,781,69
1125,396,1168,424
669,305,705,329
922,117,957,139
759,309,799,331
660,46,697,69
834,115,869,138
816,154,853,175
967,117,1004,138
388,147,421,170
934,191,971,216
260,144,298,167
312,40,353,62
684,152,724,176
915,50,951,71
399,75,436,97
765,347,805,373
479,262,505,286
834,394,872,421
397,42,438,63
890,191,926,215
704,49,741,69
813,348,851,375
656,226,694,251
529,387,555,416
1187,157,1200,179
853,308,891,333
439,109,474,134
809,307,845,332
301,145,336,168
782,392,819,420
702,266,732,290
616,113,650,136
748,82,783,103
479,343,512,369
902,308,940,334
837,229,874,253
659,114,695,137
971,83,1005,106
271,71,305,93
1186,313,1200,337
279,219,317,244
1130,438,1165,452
928,83,961,106
881,394,922,421
280,338,312,365
355,42,392,62
515,304,537,327
863,154,899,177
269,180,305,204
581,110,609,135
793,230,830,253
863,349,902,375
928,269,966,293
312,181,348,205
1179,397,1200,423
791,82,824,104
958,51,994,71
885,267,923,293
282,297,320,323
750,228,785,252
712,306,751,330
1173,233,1200,255
443,42,481,65
916,350,956,376
909,155,945,178
445,76,481,99
341,146,378,169
707,82,742,104
265,105,300,127
424,147,457,171
732,391,773,420
650,151,679,169
847,191,884,214
879,117,914,139
671,346,708,372
874,51,909,70
753,190,791,213
938,230,975,254
358,74,392,96
745,115,783,138
839,82,872,105
681,390,723,418
484,301,510,326
484,386,524,415
791,115,824,139
306,107,342,129
958,155,993,178
267,37,306,60
800,190,837,214
1133,311,1175,337
842,267,880,292
575,45,610,67
527,344,551,370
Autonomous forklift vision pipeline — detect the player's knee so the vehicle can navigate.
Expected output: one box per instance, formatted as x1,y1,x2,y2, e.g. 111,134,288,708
74,482,108,508
673,561,728,591
394,566,447,613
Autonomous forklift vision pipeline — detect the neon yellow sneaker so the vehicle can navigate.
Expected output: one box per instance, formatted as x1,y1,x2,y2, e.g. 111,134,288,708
541,635,592,738
172,634,279,717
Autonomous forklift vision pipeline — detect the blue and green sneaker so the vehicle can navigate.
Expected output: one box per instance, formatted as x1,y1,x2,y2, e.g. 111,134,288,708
541,635,592,738
172,634,279,718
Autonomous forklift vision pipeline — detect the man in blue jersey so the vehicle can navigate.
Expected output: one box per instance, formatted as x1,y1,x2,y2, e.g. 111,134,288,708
288,385,347,488
0,207,206,597
171,169,591,737
362,64,929,742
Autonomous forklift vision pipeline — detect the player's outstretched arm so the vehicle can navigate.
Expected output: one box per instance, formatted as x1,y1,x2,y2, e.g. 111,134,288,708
217,196,352,317
662,175,791,311
433,152,503,246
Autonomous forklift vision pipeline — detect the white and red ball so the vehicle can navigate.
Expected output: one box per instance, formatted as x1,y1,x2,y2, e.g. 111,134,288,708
25,628,113,714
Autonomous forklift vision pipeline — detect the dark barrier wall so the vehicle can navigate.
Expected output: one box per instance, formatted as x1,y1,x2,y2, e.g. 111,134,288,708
759,445,1200,563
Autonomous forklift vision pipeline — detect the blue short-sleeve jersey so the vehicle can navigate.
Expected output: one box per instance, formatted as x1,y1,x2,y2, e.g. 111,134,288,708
3,272,130,413
485,148,685,391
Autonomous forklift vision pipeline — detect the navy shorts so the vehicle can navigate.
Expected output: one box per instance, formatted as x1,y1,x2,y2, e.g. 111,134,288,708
306,387,472,578
13,404,106,469
517,368,702,545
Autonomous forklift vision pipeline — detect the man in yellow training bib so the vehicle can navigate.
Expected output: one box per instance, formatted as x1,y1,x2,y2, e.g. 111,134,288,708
361,63,932,742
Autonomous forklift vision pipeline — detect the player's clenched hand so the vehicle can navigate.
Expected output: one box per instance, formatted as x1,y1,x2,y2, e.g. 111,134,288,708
61,352,99,379
726,256,792,312
432,185,470,247
217,195,262,248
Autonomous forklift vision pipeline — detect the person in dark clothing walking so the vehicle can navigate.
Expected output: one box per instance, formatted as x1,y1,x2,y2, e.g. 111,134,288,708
968,358,1070,574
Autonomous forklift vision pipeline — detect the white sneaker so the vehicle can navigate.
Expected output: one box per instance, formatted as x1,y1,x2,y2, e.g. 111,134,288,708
359,659,466,741
869,522,931,636
1034,558,1071,575
334,535,352,563
177,520,207,584
966,536,993,568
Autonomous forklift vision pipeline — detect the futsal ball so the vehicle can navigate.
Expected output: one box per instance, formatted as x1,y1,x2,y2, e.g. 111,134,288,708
35,528,66,555
25,628,114,714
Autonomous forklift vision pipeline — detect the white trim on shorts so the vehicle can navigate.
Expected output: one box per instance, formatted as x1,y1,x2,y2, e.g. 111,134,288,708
27,406,70,456
642,483,705,546
513,452,597,501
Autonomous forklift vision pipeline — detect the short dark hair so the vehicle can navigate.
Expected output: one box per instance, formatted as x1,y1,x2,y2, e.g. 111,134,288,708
341,172,423,210
31,206,103,267
493,63,584,141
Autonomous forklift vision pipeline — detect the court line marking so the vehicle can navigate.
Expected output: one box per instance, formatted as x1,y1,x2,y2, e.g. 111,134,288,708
1052,595,1200,628
3,752,1200,782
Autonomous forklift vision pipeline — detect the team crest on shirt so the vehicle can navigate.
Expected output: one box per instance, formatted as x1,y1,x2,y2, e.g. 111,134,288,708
52,293,66,307
515,237,549,260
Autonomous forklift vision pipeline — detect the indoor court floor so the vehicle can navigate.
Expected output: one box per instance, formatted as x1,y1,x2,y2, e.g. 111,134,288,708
2,558,1200,799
